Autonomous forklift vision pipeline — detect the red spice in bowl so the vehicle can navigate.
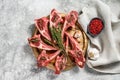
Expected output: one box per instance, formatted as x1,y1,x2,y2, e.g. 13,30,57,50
87,18,104,37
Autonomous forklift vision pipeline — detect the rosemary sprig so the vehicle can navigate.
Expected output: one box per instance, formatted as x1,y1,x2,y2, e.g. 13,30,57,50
30,38,39,42
48,26,56,41
43,38,53,46
54,27,64,50
49,24,66,55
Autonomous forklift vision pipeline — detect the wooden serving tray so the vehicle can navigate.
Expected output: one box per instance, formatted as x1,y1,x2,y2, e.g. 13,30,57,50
30,14,88,71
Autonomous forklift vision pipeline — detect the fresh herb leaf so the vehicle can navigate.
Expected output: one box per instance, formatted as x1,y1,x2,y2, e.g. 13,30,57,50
49,24,67,56
48,26,56,41
30,38,39,42
43,38,53,46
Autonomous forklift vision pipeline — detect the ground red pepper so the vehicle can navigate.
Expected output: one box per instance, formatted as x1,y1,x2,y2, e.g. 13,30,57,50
87,18,104,37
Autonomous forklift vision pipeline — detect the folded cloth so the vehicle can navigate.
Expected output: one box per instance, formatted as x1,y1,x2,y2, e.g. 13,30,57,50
78,0,120,73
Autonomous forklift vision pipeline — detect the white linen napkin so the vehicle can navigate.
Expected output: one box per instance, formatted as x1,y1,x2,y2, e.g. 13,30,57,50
79,0,120,73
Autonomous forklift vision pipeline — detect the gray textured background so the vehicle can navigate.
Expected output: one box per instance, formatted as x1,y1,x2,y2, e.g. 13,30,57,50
0,0,120,80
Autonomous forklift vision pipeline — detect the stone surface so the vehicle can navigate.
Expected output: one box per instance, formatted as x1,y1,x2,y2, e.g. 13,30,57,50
0,0,120,80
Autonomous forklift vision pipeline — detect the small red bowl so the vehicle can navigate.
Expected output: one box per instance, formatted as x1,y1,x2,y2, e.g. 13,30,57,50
87,18,104,37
